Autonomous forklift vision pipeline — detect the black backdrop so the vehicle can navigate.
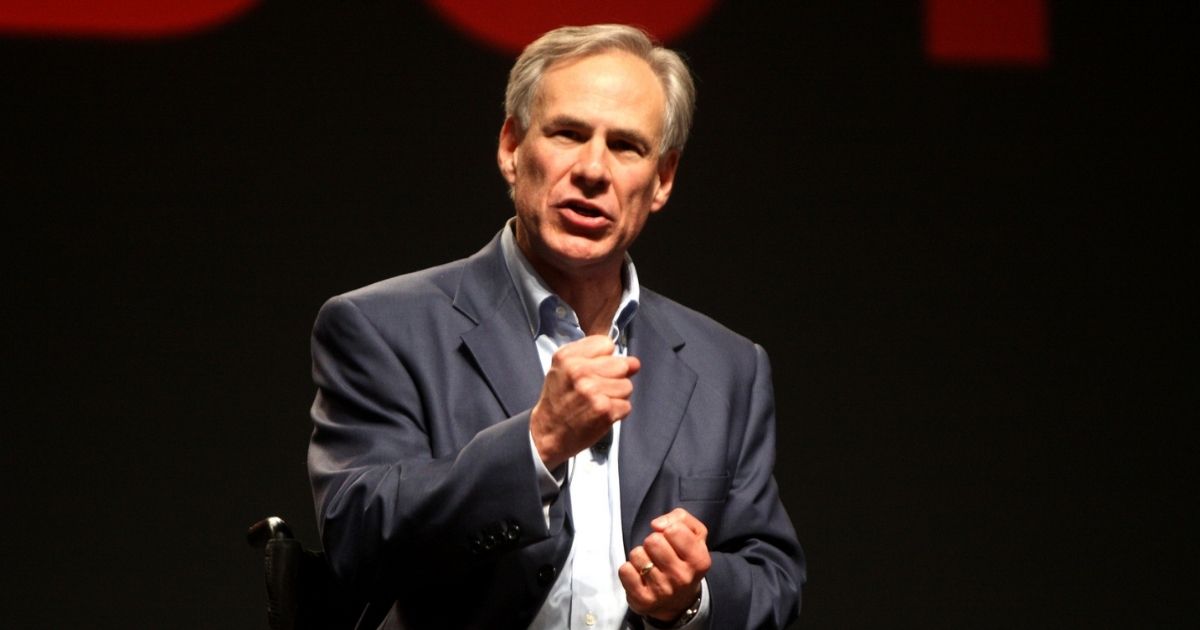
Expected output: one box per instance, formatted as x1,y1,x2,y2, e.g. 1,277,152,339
1,2,1190,628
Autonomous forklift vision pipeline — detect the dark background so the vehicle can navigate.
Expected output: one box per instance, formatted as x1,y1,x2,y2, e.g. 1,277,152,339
1,2,1190,628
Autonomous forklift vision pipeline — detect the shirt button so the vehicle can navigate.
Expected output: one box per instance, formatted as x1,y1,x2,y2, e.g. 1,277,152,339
555,305,567,318
585,611,596,626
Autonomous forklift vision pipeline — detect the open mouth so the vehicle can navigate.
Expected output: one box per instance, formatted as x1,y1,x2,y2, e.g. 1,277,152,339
561,200,606,219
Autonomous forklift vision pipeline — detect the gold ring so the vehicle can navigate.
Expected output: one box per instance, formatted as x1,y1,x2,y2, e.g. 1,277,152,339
640,561,654,576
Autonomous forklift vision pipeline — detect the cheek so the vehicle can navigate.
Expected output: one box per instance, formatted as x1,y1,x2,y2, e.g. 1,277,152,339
512,158,546,203
519,144,561,181
625,173,661,207
518,148,537,174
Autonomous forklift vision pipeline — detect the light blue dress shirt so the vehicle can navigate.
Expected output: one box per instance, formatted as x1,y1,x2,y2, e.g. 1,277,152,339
500,222,710,630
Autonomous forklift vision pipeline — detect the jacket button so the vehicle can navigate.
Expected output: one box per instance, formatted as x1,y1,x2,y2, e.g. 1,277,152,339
481,533,498,550
536,565,556,585
505,523,521,542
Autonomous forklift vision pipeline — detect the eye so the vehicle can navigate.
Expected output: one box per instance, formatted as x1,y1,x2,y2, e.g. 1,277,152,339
551,128,584,142
609,139,646,156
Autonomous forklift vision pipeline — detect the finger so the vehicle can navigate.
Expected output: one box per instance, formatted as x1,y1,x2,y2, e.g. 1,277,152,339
618,561,646,604
578,375,634,400
620,547,659,603
639,547,689,610
660,523,712,571
574,355,639,378
652,508,708,539
557,358,635,391
619,562,669,618
578,392,628,426
608,398,632,422
628,545,657,579
555,335,616,359
639,544,678,596
625,355,641,375
643,531,683,568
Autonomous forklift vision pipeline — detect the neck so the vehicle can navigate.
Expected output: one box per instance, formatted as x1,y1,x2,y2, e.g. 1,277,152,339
549,268,623,337
518,244,625,338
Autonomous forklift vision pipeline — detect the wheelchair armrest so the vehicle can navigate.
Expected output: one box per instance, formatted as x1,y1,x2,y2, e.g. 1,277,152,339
247,515,364,630
247,516,294,548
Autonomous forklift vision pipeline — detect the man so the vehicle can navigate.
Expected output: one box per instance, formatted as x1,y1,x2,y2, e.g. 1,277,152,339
308,24,804,629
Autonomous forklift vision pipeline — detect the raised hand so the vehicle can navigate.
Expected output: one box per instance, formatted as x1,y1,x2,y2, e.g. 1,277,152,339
530,335,640,469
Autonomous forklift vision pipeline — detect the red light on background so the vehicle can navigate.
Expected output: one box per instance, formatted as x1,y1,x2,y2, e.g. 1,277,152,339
925,0,1049,66
425,0,718,54
0,0,259,38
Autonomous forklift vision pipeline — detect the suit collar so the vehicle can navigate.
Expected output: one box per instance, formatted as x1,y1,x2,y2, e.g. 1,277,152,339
454,231,544,417
499,218,642,346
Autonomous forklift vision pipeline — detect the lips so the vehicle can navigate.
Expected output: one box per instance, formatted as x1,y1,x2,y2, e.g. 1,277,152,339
558,199,609,219
556,199,612,230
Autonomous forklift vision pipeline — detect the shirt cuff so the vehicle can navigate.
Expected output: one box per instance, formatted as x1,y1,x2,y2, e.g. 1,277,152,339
678,578,711,629
529,431,565,527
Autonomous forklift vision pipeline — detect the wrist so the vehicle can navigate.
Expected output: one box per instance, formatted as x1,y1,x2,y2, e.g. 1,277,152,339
529,408,564,469
644,590,702,629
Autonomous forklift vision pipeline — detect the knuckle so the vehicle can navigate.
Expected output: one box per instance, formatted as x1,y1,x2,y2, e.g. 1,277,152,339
565,362,586,381
676,566,694,584
551,348,572,366
589,396,610,416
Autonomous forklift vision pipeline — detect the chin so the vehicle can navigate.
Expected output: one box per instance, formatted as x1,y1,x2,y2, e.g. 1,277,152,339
554,236,616,261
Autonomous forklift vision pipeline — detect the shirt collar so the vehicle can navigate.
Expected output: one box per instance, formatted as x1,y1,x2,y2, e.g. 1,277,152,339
500,219,640,342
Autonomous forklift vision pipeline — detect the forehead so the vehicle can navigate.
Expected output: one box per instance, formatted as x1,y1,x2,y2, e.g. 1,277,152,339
532,50,666,136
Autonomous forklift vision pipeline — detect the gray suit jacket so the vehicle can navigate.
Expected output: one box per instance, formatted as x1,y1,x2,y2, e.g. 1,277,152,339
308,231,804,629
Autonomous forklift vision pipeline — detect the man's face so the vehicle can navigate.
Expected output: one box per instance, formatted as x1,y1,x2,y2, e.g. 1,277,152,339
498,50,679,279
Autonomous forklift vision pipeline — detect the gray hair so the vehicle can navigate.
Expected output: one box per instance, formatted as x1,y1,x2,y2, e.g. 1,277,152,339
504,24,696,155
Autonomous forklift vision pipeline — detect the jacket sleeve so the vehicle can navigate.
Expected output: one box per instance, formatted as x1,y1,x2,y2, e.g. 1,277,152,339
705,344,806,629
306,295,553,596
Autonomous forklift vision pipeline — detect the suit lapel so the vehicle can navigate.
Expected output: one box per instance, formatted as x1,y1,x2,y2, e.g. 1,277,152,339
619,298,697,544
453,233,544,417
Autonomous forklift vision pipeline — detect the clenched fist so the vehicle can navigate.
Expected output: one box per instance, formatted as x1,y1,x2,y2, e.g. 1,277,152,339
620,508,712,623
531,335,640,469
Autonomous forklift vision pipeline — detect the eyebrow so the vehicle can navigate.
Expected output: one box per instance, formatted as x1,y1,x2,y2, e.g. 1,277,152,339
544,115,654,152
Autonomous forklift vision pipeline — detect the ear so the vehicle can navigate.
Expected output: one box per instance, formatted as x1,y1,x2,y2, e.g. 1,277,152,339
497,117,522,185
649,149,681,213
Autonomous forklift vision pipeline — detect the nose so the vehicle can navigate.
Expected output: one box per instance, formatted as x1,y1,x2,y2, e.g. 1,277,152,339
571,138,610,195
